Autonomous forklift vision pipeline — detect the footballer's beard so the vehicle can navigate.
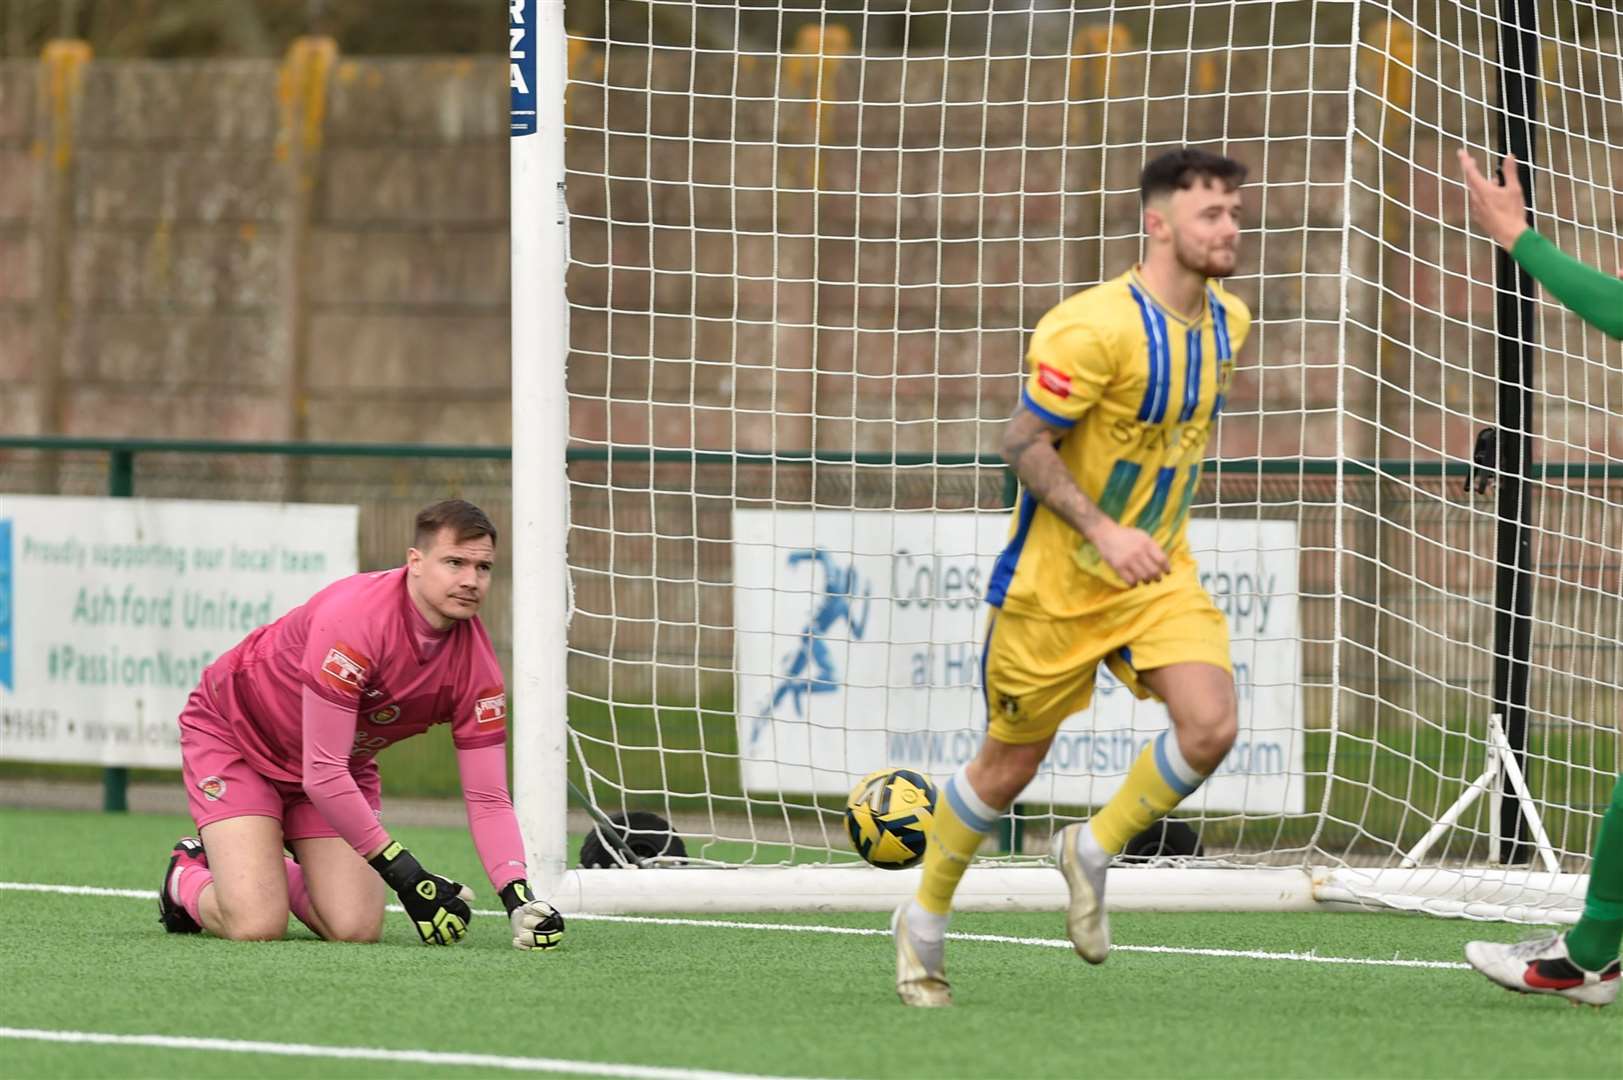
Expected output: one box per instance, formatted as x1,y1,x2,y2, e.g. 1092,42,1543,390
1176,239,1238,279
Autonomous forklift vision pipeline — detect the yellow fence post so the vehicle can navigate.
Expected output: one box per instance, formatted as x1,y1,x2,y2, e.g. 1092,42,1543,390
1359,17,1416,463
784,23,850,190
275,37,337,500
1068,24,1131,146
31,40,90,493
564,37,602,126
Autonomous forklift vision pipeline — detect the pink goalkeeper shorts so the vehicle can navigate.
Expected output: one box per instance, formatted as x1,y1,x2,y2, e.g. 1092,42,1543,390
177,686,382,842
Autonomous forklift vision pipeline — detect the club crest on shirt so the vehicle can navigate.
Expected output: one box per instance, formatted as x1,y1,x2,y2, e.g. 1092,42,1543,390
368,705,400,725
319,641,370,693
1037,362,1071,399
474,688,507,728
198,775,227,802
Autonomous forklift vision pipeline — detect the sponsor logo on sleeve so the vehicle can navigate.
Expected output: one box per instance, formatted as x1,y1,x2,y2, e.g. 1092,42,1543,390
319,641,371,694
474,687,507,729
1037,363,1072,399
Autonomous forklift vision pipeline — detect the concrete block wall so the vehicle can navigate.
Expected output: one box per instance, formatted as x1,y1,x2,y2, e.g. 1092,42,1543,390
4,40,1617,459
0,47,511,447
1,35,1618,715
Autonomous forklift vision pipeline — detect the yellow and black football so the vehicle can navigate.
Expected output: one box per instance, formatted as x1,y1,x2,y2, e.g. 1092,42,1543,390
844,767,937,869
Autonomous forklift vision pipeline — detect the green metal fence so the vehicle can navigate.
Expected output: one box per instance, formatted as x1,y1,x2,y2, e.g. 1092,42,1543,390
0,436,513,811
2,437,1617,860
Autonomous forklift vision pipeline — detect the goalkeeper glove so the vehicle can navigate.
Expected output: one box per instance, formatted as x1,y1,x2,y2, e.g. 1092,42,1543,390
369,842,473,946
500,880,565,951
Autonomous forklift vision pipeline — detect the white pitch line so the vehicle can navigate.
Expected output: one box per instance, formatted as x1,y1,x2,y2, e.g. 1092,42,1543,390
1,882,152,900
0,880,1471,970
567,913,1473,970
0,1027,844,1080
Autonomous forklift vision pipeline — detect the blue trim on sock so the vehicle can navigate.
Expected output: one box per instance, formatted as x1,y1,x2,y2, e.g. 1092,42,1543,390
1153,731,1200,797
944,775,999,834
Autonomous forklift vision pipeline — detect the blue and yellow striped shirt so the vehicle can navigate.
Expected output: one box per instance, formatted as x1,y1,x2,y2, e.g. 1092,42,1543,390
988,268,1251,618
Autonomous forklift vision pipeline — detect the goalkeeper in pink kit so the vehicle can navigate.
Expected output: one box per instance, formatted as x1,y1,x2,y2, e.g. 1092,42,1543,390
157,499,563,951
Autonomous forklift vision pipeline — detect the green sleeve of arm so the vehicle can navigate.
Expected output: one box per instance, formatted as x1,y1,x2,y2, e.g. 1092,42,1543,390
1510,229,1623,340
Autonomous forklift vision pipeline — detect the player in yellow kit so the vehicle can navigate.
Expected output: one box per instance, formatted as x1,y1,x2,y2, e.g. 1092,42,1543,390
893,148,1253,1006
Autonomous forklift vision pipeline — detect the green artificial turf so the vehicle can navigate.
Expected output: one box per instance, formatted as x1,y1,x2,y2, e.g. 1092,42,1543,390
1,807,1617,1079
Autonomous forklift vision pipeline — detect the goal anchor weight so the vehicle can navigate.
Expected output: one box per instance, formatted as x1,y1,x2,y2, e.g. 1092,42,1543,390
1399,713,1560,873
567,778,688,869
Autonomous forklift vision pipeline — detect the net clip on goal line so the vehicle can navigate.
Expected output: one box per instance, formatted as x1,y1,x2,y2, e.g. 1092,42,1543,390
1399,713,1561,874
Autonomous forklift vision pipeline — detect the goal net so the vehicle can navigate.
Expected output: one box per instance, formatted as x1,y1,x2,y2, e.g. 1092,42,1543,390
512,1,1623,918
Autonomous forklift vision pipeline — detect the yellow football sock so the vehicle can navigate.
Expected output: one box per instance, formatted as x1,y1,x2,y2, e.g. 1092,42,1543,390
1088,731,1204,855
915,768,1002,916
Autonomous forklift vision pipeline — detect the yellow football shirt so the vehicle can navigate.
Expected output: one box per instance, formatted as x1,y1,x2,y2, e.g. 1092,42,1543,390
987,268,1252,619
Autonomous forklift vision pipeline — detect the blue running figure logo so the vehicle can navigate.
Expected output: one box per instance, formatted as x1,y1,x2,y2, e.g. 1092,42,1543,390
766,548,872,718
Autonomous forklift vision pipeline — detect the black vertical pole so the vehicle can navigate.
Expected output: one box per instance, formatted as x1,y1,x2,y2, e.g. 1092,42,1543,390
103,449,134,813
1491,0,1539,864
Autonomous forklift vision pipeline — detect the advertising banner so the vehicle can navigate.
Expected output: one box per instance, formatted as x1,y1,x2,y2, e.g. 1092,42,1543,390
734,510,1304,813
0,496,357,768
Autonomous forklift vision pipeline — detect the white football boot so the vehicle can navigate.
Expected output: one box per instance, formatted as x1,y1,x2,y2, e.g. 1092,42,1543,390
1464,932,1620,1007
892,904,952,1007
1050,822,1111,964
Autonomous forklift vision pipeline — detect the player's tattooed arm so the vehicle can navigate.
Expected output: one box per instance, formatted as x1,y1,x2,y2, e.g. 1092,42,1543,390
1000,404,1108,541
1002,403,1170,585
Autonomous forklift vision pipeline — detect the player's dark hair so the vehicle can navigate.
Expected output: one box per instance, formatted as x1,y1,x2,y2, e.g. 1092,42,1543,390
414,499,498,550
1139,148,1247,206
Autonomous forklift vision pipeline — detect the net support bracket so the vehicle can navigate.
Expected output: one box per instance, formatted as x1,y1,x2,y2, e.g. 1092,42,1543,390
1400,713,1560,873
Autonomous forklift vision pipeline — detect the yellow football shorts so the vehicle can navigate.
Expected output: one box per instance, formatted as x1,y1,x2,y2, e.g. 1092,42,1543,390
981,568,1231,746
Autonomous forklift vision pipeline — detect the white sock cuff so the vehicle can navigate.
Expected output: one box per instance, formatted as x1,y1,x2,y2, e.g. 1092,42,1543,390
906,900,949,941
944,764,1002,833
1077,821,1110,864
1155,729,1205,796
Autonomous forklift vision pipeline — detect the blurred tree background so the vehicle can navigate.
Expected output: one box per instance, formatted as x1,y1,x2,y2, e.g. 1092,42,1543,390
0,0,1369,59
0,0,1612,58
0,0,501,56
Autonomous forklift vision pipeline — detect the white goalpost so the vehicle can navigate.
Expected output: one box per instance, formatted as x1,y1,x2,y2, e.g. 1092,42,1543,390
510,0,572,891
514,1,1622,919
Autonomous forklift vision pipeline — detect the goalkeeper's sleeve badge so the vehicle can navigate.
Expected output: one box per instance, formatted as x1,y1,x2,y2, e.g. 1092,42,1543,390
500,880,565,952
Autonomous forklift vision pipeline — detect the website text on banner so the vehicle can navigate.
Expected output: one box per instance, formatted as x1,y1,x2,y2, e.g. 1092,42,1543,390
734,511,1303,814
0,496,358,769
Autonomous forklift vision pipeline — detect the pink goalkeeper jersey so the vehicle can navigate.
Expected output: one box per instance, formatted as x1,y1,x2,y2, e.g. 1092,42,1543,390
198,567,526,889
